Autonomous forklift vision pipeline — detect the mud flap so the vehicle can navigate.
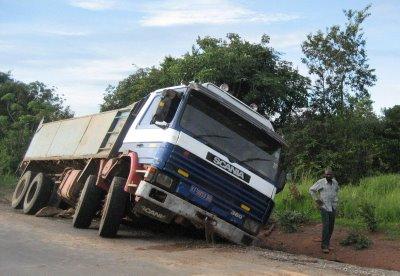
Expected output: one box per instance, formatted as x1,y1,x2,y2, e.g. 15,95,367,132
134,199,174,223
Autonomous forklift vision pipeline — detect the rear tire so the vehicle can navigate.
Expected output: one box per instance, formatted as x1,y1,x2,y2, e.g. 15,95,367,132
11,171,34,209
99,177,128,238
23,173,53,215
73,175,104,229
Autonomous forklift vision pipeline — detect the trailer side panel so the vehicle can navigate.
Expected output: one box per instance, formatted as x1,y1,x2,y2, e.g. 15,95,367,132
23,107,134,161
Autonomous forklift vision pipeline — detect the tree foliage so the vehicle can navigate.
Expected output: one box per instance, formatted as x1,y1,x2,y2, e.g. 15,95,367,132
301,5,376,115
0,72,73,174
102,33,310,127
279,5,396,183
283,108,384,183
379,105,400,172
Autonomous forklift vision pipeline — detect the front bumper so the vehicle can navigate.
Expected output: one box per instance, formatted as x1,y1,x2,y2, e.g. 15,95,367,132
135,180,256,245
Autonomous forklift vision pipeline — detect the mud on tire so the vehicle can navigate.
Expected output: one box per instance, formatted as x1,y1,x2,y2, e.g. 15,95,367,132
23,173,53,215
99,177,128,238
73,175,104,229
11,171,34,209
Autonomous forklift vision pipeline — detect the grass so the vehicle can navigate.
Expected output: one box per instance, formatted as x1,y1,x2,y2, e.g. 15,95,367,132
340,230,373,250
0,174,17,200
274,174,400,237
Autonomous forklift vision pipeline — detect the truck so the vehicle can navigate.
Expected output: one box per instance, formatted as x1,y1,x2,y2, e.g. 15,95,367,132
11,82,287,245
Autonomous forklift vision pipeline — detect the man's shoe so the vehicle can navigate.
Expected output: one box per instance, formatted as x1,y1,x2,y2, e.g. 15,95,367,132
322,248,330,254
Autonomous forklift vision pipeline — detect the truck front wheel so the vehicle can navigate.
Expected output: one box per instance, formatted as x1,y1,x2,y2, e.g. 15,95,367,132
11,171,34,209
73,175,104,229
99,176,128,238
23,173,53,215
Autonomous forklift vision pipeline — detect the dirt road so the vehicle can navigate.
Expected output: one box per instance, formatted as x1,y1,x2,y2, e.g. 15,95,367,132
0,203,396,276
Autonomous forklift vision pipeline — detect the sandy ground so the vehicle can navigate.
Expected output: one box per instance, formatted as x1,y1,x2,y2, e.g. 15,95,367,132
0,203,397,276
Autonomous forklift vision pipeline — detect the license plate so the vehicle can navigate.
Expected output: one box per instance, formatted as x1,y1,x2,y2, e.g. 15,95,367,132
190,185,213,203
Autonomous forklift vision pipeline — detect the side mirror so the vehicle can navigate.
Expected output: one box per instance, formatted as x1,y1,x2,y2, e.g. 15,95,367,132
154,121,169,129
275,170,287,194
151,89,179,127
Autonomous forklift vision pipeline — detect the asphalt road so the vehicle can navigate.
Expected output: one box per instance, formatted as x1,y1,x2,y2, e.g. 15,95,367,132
0,203,395,276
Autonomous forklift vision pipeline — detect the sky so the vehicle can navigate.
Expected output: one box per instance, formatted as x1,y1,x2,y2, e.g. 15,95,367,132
0,0,399,116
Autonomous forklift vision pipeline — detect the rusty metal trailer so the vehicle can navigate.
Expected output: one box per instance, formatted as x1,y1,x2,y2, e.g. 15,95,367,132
23,106,134,162
11,102,141,215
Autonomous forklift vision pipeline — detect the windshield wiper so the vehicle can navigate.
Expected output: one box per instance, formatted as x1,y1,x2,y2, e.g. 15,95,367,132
240,157,273,163
193,134,230,139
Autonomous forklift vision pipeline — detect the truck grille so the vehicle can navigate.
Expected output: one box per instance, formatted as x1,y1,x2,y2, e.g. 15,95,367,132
163,146,274,225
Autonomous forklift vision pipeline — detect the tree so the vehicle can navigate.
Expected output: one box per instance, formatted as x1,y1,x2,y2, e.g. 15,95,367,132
0,72,73,174
283,108,382,183
301,5,376,115
102,34,310,127
283,5,382,183
379,105,400,172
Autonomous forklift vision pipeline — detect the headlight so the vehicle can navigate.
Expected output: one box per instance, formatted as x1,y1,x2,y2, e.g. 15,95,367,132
243,217,260,235
156,172,175,189
144,166,176,190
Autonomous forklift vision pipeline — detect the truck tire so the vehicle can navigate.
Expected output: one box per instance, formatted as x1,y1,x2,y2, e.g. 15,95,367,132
73,175,104,229
99,177,128,238
11,171,34,209
23,173,53,215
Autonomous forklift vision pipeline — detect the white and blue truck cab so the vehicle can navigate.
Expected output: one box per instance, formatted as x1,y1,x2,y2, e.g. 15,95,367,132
13,81,286,245
119,82,287,245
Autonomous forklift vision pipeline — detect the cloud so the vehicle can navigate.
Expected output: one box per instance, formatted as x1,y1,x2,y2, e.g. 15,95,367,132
269,32,306,49
19,58,134,84
69,0,117,10
8,57,136,115
62,58,134,83
139,0,299,27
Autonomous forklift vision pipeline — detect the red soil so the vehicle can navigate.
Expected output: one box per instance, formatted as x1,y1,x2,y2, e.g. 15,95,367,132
259,223,400,271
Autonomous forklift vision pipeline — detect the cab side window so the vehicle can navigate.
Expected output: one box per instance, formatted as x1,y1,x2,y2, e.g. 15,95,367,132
137,96,162,129
137,90,182,129
137,94,181,129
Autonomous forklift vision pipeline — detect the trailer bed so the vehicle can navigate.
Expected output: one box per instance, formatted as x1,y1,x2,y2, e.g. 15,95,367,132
24,105,136,161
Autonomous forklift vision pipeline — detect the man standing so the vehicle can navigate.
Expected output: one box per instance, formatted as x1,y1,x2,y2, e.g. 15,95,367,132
309,167,339,253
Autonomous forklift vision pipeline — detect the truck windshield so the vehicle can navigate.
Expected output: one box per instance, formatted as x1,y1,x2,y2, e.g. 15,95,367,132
180,90,281,182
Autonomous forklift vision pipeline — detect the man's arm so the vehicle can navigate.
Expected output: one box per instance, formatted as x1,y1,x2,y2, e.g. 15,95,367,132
309,180,322,202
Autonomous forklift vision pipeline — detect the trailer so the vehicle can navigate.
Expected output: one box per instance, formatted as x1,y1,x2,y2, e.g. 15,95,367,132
11,103,140,212
11,82,287,245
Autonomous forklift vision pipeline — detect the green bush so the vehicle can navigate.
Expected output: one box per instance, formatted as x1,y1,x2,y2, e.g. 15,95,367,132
274,176,321,221
340,231,372,250
358,202,378,232
276,210,308,233
274,174,400,236
339,174,400,224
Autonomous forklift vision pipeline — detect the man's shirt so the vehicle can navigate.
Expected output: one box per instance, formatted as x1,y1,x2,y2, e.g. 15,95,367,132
309,178,339,212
